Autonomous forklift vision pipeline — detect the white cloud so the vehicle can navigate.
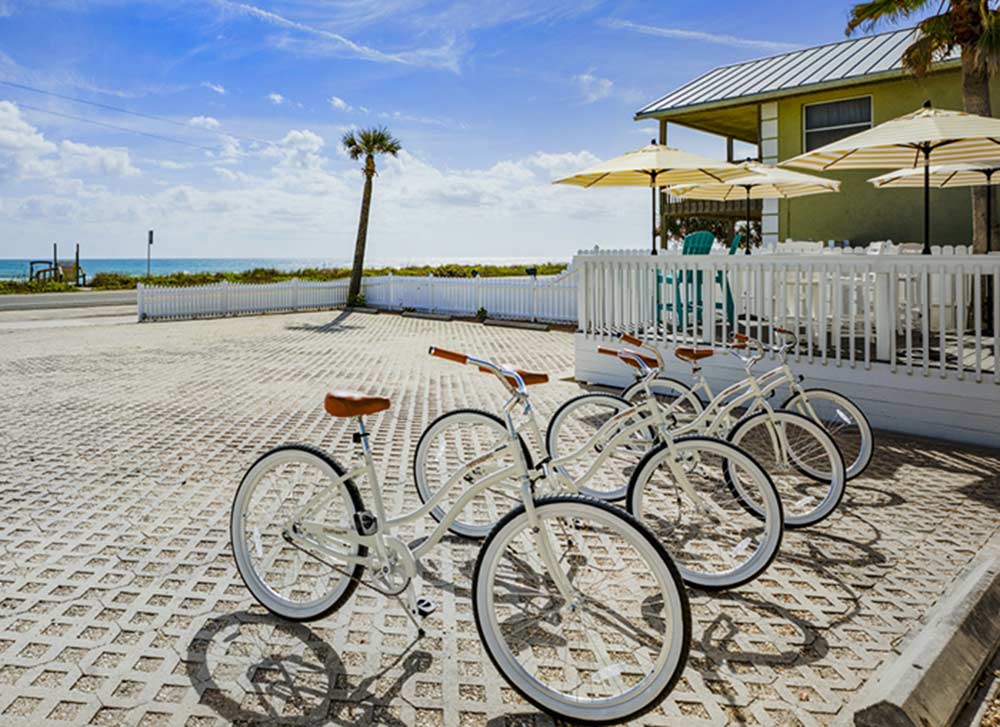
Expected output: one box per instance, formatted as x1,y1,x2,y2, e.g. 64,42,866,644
603,19,799,52
0,102,139,181
190,115,221,130
0,1,13,18
59,140,139,177
267,92,285,105
378,110,459,128
211,0,460,71
201,81,227,95
0,100,645,261
573,70,614,103
329,95,352,112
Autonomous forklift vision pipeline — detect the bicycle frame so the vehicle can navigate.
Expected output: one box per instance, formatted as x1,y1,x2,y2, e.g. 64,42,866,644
283,354,584,606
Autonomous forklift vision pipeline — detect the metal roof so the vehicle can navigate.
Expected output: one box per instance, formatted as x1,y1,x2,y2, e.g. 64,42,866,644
636,28,960,118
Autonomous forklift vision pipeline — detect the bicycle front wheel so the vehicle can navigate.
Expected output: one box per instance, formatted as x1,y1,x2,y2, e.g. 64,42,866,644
473,495,690,725
230,444,367,621
545,393,654,501
781,388,873,480
626,436,783,590
727,411,846,528
414,409,531,539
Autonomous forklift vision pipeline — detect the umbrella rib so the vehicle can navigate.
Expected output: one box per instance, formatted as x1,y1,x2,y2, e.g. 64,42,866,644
583,172,612,189
822,148,858,170
941,170,959,187
700,168,726,183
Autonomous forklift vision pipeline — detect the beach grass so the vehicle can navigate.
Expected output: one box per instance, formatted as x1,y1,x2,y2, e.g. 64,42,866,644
1,263,570,294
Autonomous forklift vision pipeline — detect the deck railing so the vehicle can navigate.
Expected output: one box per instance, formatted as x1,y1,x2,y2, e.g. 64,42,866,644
137,269,578,323
575,248,1000,384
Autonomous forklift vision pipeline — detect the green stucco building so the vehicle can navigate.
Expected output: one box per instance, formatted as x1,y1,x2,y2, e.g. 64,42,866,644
636,26,994,247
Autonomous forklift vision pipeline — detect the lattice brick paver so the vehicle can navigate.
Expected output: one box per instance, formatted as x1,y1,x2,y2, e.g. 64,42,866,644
1,310,998,727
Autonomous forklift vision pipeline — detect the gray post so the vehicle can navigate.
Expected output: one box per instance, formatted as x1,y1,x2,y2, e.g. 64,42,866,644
147,230,154,278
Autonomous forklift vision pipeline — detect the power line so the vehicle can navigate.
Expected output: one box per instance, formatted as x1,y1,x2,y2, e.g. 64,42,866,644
13,102,219,151
0,79,276,148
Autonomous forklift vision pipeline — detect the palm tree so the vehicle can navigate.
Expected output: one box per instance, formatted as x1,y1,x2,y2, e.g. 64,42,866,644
847,1,1000,254
342,127,401,304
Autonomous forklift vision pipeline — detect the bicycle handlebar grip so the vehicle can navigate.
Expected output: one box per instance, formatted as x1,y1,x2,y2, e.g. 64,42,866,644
727,342,748,349
733,333,749,342
597,346,620,357
775,327,794,336
619,333,643,347
428,346,468,365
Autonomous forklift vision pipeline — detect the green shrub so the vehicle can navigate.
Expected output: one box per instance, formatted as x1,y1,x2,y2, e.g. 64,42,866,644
6,262,570,294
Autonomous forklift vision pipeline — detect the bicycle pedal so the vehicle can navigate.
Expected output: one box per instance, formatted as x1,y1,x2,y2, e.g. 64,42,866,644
353,510,378,536
415,597,436,618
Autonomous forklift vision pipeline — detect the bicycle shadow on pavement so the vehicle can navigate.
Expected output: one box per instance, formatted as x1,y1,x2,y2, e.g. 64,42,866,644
184,610,432,727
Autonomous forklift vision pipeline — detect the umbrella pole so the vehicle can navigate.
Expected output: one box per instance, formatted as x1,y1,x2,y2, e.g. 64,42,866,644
987,170,994,253
745,187,752,255
922,145,931,255
651,171,659,256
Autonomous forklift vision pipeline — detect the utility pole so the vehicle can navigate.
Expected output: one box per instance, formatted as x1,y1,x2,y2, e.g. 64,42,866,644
147,230,153,279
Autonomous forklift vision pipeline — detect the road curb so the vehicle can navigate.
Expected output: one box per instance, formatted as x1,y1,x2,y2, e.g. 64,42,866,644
483,318,550,331
834,530,1000,727
401,311,452,321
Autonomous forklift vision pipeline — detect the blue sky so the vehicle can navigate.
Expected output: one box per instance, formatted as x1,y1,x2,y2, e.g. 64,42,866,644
0,1,928,261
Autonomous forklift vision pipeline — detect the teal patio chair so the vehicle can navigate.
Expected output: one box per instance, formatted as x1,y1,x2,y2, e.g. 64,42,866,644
658,231,737,328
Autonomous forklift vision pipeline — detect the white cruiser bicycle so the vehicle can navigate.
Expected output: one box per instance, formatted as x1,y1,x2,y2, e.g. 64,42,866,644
585,332,854,527
416,346,784,591
230,349,690,725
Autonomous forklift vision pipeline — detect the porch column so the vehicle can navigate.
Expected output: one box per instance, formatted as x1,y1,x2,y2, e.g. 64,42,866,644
759,102,779,246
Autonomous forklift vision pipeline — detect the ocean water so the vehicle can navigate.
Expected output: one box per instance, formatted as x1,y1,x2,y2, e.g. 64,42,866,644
0,256,566,281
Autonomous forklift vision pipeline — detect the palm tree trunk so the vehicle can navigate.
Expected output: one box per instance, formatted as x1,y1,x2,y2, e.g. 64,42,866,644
348,156,375,304
960,40,992,255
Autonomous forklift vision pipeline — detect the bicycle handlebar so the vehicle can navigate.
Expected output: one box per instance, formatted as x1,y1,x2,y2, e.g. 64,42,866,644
428,346,548,394
598,346,658,375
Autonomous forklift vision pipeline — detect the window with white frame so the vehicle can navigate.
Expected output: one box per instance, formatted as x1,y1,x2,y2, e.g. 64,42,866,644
803,97,872,151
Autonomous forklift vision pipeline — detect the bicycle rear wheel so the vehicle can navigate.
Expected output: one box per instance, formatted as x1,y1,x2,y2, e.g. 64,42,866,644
230,444,366,621
626,436,783,590
781,388,873,480
621,377,704,428
545,393,654,501
473,495,690,724
727,411,846,528
413,409,531,539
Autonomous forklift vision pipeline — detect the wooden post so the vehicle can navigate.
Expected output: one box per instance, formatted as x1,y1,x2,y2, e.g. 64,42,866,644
726,136,735,163
74,243,80,286
147,230,153,278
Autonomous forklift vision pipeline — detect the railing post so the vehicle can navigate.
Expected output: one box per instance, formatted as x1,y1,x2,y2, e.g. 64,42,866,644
576,255,587,333
136,282,145,321
428,272,434,312
221,280,230,316
388,272,395,309
530,274,537,322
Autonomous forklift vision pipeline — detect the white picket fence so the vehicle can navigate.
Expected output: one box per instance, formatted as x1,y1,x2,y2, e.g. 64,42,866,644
573,248,1000,446
137,269,578,323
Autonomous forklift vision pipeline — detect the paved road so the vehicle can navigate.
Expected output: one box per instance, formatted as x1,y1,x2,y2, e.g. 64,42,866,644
0,289,136,311
1,310,998,727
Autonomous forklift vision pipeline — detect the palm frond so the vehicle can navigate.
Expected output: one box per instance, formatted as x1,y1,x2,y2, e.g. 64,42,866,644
343,126,402,158
341,130,363,160
847,0,933,35
976,8,1000,71
901,13,957,75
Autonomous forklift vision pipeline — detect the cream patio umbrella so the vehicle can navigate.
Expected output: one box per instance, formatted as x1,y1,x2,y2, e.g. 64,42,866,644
869,162,1000,252
783,102,1000,255
669,161,841,254
554,142,745,254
